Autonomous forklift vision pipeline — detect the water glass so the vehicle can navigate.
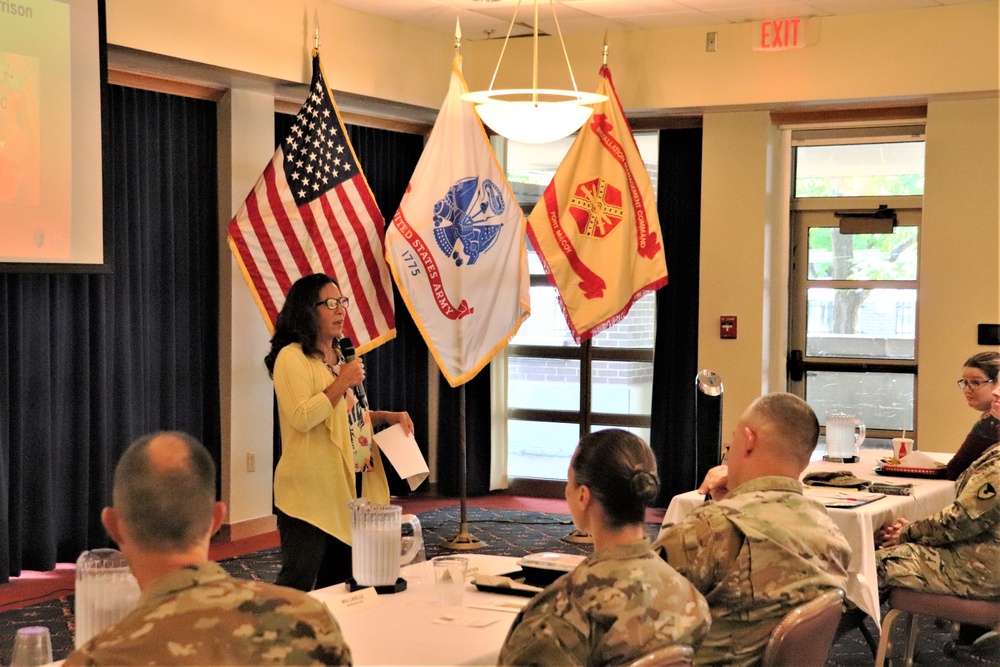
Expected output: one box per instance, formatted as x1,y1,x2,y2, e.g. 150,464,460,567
432,556,468,606
11,626,53,667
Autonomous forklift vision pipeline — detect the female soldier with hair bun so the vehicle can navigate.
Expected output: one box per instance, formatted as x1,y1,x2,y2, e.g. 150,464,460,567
498,429,711,666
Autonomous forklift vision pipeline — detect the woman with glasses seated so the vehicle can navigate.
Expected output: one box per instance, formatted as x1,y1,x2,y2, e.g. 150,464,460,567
264,273,412,590
498,430,711,667
946,351,1000,481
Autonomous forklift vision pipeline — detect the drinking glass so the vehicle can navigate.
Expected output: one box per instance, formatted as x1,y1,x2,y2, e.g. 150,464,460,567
10,626,53,667
432,556,468,606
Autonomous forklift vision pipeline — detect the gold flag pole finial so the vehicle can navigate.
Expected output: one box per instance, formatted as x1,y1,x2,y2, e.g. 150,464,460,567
602,29,609,65
455,17,462,54
314,27,320,51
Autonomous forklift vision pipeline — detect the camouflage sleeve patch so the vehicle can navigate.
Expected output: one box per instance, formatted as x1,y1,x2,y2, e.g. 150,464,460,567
969,481,998,517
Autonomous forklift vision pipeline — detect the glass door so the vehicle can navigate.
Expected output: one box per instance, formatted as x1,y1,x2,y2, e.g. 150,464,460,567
789,203,921,447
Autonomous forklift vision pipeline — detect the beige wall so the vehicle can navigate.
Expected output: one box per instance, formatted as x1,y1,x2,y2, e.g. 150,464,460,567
102,0,999,521
106,0,453,108
918,97,1000,452
106,1,997,112
217,89,279,534
698,111,787,436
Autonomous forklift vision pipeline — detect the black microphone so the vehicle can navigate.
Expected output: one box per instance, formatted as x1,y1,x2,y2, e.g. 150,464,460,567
338,337,368,410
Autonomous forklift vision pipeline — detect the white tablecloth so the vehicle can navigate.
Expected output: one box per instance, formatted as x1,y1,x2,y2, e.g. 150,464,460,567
311,554,525,666
661,450,956,625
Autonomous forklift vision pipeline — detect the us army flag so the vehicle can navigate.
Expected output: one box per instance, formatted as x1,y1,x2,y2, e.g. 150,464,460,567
527,66,668,343
385,56,530,387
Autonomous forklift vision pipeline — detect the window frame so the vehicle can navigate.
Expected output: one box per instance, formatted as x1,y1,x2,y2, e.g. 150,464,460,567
500,133,660,489
786,120,928,446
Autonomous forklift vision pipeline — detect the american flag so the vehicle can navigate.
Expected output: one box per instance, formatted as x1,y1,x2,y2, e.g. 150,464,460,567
228,53,395,353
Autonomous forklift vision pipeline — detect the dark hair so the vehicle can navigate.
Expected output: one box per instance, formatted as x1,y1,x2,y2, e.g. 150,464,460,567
571,429,659,529
749,392,820,465
113,431,217,552
264,273,336,375
964,351,1000,381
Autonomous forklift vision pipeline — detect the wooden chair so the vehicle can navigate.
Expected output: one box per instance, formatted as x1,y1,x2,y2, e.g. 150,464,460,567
762,588,846,667
874,589,1000,667
626,644,694,667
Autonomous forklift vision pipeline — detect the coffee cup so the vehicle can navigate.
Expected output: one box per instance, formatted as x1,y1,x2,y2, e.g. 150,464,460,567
892,437,913,461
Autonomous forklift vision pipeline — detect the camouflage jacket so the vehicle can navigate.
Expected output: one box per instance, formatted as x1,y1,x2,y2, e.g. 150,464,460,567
65,561,352,666
897,443,1000,590
498,539,711,667
653,476,851,667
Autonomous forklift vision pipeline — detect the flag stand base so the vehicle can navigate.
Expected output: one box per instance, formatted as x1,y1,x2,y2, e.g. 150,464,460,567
443,525,486,551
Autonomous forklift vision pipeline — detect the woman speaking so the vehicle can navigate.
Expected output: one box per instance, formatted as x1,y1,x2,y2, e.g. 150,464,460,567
264,273,412,590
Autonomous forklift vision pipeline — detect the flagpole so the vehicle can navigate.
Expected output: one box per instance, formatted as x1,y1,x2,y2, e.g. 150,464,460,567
565,35,612,548
444,383,486,550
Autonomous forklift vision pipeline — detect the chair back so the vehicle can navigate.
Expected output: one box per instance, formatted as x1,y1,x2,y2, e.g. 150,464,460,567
626,644,694,667
763,588,845,667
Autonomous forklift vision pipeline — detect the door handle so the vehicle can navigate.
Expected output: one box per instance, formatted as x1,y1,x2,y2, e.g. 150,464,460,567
788,349,804,382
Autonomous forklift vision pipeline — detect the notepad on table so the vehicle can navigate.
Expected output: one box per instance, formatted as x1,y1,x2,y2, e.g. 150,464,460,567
804,488,886,508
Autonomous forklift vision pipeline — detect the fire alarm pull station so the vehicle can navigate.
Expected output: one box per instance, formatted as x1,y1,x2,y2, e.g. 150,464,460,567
720,316,737,339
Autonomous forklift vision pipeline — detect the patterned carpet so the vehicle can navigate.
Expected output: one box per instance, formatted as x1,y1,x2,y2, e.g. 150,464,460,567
0,506,994,665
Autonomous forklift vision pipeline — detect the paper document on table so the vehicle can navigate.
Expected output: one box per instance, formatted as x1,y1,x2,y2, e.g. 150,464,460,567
804,488,886,508
468,599,530,613
373,424,429,490
433,614,499,627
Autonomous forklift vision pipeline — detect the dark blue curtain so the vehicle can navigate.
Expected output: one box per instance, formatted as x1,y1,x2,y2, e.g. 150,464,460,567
0,86,220,581
649,126,704,506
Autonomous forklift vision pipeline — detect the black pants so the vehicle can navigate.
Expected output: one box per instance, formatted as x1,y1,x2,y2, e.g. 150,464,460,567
274,510,352,591
274,474,363,591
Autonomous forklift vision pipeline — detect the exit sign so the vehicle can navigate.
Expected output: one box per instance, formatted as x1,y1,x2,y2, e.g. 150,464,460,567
755,17,805,51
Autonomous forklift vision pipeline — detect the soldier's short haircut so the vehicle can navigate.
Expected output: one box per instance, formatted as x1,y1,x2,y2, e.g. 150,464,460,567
113,431,217,552
749,393,820,465
571,429,659,529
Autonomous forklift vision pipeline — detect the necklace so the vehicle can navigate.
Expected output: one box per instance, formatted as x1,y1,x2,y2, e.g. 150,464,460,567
320,346,339,376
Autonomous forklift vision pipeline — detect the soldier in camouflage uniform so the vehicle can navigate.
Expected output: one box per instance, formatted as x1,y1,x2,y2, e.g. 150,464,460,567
653,393,851,667
498,430,711,666
877,440,1000,598
65,432,352,666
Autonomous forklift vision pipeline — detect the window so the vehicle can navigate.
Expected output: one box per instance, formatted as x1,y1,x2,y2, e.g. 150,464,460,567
503,133,659,482
788,126,924,449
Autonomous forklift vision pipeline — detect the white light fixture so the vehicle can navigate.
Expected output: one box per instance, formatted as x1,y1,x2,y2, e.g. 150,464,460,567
462,0,607,144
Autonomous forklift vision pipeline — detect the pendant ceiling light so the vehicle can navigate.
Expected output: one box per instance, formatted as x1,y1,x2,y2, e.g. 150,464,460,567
462,0,607,144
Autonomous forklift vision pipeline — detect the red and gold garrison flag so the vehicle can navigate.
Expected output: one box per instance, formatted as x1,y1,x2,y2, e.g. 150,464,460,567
527,66,667,343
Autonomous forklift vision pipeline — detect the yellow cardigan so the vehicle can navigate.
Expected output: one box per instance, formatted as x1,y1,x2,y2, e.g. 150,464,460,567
272,343,390,544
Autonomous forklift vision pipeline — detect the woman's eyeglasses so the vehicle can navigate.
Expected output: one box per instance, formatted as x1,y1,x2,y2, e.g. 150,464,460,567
957,378,997,389
315,297,350,310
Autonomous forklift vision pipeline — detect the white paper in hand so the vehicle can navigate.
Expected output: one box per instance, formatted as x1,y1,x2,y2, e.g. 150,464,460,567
373,424,429,490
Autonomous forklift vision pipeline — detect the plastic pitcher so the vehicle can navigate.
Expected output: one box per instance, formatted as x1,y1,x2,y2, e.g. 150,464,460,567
74,549,140,647
825,410,866,459
349,499,423,586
